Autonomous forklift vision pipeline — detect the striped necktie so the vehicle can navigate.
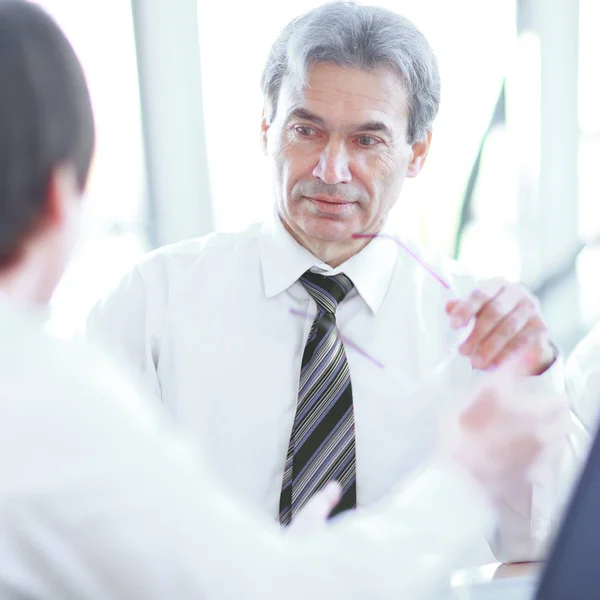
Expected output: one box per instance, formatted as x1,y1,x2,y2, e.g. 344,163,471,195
279,270,356,526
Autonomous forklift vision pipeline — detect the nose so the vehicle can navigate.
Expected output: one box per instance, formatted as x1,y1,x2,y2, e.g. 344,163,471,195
312,139,352,185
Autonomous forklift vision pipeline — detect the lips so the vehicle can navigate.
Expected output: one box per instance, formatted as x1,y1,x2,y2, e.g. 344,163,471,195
305,196,355,214
308,195,352,205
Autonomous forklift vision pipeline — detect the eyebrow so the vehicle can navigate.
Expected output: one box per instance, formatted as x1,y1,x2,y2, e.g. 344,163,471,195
285,108,327,128
285,109,393,139
349,121,393,139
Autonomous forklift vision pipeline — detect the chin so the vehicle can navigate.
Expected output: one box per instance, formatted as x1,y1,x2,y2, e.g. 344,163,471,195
301,214,358,242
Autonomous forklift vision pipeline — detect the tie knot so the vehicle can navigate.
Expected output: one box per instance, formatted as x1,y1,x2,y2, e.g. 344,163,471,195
300,270,354,313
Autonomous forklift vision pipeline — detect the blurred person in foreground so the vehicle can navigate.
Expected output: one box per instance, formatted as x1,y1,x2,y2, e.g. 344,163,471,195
88,0,586,563
0,2,579,599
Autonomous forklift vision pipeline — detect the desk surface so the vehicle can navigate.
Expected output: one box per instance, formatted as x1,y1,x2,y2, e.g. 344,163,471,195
452,562,540,585
448,562,540,600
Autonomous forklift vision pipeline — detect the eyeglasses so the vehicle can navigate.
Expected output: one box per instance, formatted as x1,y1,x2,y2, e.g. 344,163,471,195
352,233,452,291
291,232,472,393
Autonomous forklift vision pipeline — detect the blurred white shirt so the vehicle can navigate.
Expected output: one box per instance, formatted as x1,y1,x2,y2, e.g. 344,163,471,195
566,324,600,436
0,295,498,599
87,212,581,564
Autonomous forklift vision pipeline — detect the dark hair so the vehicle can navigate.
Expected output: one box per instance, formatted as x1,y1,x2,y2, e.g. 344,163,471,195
0,0,95,267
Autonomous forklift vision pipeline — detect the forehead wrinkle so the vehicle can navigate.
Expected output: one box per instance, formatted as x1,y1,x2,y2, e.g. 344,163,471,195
278,68,409,139
305,84,402,106
296,97,399,138
302,86,408,123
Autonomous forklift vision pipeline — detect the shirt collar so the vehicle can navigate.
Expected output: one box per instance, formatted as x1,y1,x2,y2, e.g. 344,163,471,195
258,210,398,315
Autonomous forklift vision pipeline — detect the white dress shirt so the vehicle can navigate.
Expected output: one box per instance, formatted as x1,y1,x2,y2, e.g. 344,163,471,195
87,212,583,564
0,295,498,599
566,323,600,437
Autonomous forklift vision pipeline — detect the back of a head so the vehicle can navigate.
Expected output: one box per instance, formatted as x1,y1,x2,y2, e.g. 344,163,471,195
0,0,94,268
261,1,440,144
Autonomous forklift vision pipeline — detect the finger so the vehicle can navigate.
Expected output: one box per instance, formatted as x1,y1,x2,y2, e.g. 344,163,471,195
459,287,524,357
482,345,548,386
287,482,342,535
469,299,540,369
448,278,506,329
445,299,459,314
448,290,493,329
487,326,553,373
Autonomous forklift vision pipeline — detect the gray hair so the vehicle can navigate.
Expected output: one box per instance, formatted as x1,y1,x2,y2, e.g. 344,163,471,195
260,1,440,143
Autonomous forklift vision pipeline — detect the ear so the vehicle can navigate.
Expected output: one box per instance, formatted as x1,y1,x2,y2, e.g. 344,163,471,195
260,109,270,155
42,164,79,229
406,130,432,178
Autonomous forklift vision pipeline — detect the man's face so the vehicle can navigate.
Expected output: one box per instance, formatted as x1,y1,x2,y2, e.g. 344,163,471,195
262,62,430,251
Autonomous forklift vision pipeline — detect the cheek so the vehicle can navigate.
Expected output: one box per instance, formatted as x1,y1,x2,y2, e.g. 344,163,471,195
278,143,316,189
268,139,291,188
355,153,401,194
379,151,408,187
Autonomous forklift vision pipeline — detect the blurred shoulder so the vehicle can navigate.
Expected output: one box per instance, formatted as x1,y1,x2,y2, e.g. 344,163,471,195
0,302,146,420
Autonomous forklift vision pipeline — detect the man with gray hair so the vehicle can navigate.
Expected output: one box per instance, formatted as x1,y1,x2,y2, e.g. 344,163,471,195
0,2,570,598
0,2,578,597
89,1,584,564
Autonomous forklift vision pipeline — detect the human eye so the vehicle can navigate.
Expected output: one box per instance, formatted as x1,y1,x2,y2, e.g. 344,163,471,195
356,135,381,147
294,125,318,137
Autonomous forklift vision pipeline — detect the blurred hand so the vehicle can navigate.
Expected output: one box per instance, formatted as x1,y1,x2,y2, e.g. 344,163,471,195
448,353,570,503
445,279,556,374
286,482,342,536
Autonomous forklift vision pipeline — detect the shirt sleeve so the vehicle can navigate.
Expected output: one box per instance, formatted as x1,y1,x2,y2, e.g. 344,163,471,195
0,337,495,600
565,323,600,436
485,355,591,563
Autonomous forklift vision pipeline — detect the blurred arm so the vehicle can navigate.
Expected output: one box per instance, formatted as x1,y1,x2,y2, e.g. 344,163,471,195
0,342,494,600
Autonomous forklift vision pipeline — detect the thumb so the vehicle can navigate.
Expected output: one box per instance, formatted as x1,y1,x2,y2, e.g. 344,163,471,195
287,482,342,536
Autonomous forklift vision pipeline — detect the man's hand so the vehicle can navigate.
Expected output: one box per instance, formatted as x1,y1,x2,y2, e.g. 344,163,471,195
445,279,556,374
448,352,570,503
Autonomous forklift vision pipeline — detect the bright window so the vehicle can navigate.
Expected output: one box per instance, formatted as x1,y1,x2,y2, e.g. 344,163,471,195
37,0,148,337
